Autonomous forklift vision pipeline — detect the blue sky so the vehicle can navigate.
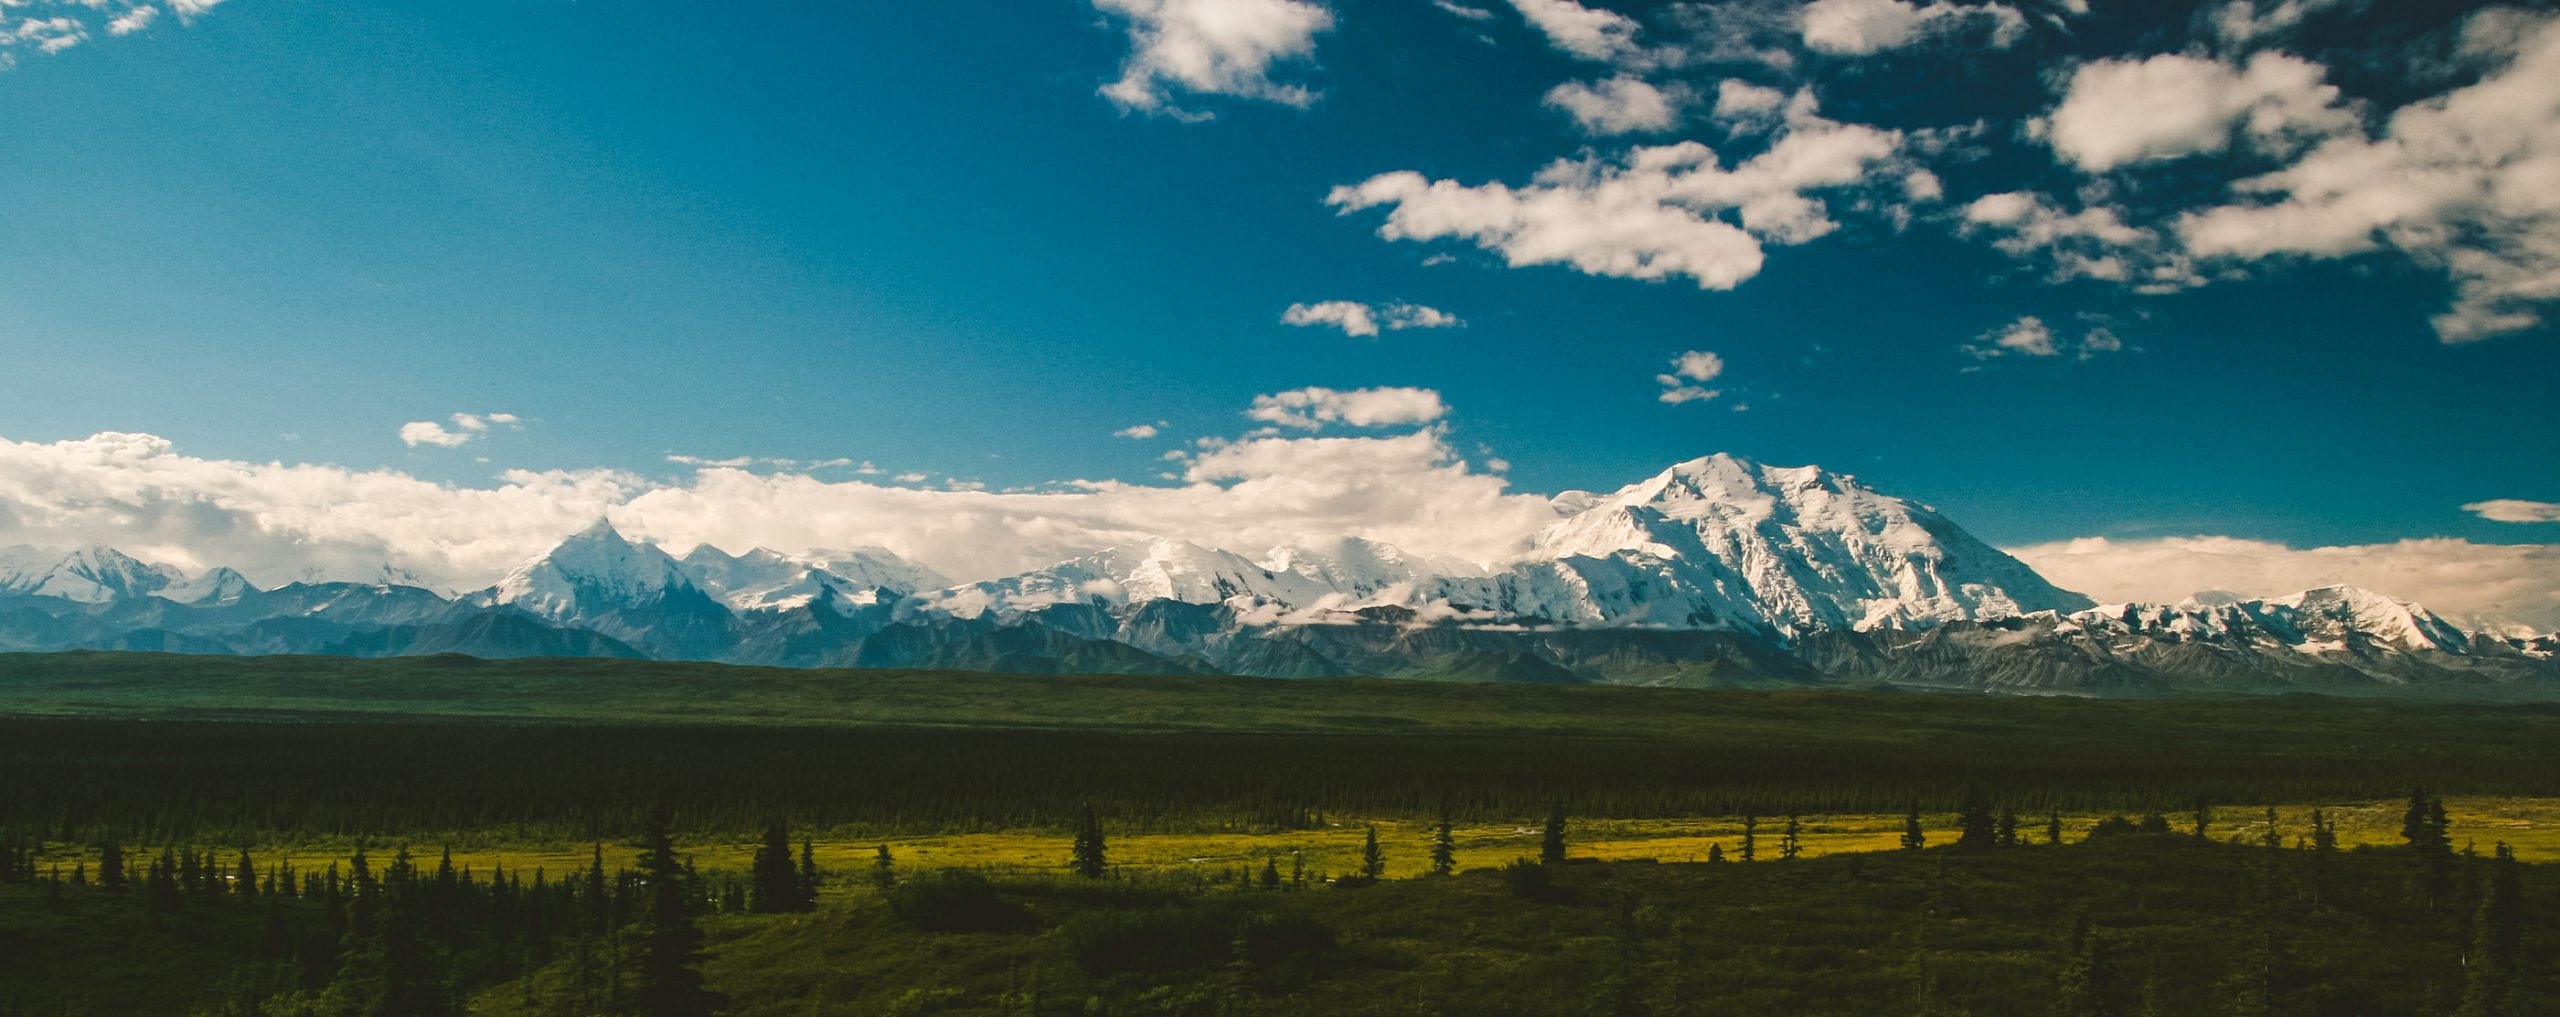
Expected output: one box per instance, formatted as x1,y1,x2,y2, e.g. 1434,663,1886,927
1,0,2556,622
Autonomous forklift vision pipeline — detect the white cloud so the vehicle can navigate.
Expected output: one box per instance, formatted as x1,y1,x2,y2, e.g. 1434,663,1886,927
1245,386,1449,430
1505,0,1646,63
1113,423,1164,440
1280,300,1465,337
2467,499,2560,524
1797,0,2027,56
1327,95,1909,290
0,1,222,65
399,412,523,449
2046,51,2356,172
2202,0,2344,49
1960,315,2130,363
0,424,1568,590
105,5,154,35
1655,349,1725,404
1959,190,2200,291
2174,11,2560,342
2009,534,2560,632
1544,75,1689,135
1093,0,1334,118
1432,0,1494,21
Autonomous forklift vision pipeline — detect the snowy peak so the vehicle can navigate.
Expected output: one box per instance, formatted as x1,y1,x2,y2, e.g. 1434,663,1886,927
494,519,699,620
2265,585,2469,654
1528,453,2093,632
1259,536,1484,598
679,544,949,612
0,544,188,604
157,566,259,606
906,538,1338,621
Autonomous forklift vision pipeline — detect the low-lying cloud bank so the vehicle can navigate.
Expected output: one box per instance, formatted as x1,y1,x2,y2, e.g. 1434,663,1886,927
2010,535,2560,633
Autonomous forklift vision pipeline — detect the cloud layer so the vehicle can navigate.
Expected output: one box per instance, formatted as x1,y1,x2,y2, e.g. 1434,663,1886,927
0,0,223,66
1093,0,1334,118
2010,534,2560,632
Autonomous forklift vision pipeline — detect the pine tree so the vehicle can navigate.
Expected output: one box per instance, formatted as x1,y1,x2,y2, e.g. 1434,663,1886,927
2052,910,2101,1017
97,840,126,891
148,846,182,911
1902,805,1926,851
1540,805,1567,866
1998,808,2020,847
2458,843,2525,1017
1072,805,1108,879
1430,809,1456,877
2192,796,2213,839
1259,857,1281,890
2047,810,2064,847
1781,814,1803,861
2311,809,2337,854
1958,792,1996,849
2262,807,2284,851
749,824,796,914
872,845,896,892
633,812,725,1017
1360,825,1385,880
796,839,820,911
235,849,258,898
1740,813,1758,862
1706,843,1724,863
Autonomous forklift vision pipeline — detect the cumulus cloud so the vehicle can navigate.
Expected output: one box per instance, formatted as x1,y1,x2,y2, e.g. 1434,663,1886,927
1505,0,1647,63
1544,74,1690,135
1113,423,1165,440
2010,534,2560,632
1959,315,2128,363
0,1,221,66
2174,12,2560,342
2045,51,2356,172
1280,300,1464,337
1959,190,2201,292
1326,93,1911,290
1245,386,1448,430
2467,499,2560,524
398,412,523,449
1797,0,2028,56
0,423,1569,590
1655,349,1725,403
1093,0,1334,118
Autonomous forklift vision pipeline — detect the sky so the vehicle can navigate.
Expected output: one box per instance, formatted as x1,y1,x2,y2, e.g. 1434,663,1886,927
1,0,2557,628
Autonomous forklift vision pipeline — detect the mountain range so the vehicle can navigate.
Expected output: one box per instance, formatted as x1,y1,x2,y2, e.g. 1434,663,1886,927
2,454,2551,697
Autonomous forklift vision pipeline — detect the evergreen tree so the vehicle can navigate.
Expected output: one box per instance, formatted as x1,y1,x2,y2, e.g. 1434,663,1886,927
2046,810,2064,847
872,845,896,892
1360,825,1385,880
1998,808,2020,847
1902,805,1926,851
1781,814,1803,861
1071,805,1108,879
1540,805,1567,866
97,841,125,891
1958,792,1997,849
2052,910,2101,1017
1740,813,1758,862
795,839,820,911
632,813,724,1017
2262,807,2284,851
748,824,796,914
1430,809,1456,877
1706,843,1724,863
236,849,258,898
2192,796,2212,839
2311,808,2338,853
1258,857,1281,890
149,846,182,911
2457,843,2525,1017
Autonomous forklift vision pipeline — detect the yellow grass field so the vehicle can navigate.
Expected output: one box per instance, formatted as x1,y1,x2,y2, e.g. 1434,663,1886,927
42,797,2560,889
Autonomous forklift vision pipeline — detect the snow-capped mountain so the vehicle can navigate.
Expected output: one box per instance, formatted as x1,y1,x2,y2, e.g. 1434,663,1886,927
681,544,949,612
1,454,2551,697
0,544,188,603
1503,454,2093,632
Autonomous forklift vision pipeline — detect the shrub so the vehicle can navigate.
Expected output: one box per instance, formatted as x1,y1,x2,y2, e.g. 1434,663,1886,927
1064,904,1239,975
885,870,1030,933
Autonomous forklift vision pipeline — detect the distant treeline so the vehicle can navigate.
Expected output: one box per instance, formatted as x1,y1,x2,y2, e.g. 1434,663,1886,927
6,715,2559,842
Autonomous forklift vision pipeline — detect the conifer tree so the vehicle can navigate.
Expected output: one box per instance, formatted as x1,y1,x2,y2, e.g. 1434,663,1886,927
633,812,724,1017
149,846,182,911
1902,805,1926,851
749,824,796,914
235,849,258,898
2193,796,2213,839
2052,910,2101,1017
2311,809,2337,854
1998,808,2019,847
1740,813,1758,862
1958,792,1997,848
1361,825,1385,880
98,841,125,891
1540,805,1567,866
796,839,820,911
1072,805,1108,879
2046,810,2064,847
1430,809,1456,877
872,845,896,892
1259,857,1281,890
2262,807,2284,850
1706,843,1724,863
1781,815,1803,861
2457,843,2524,1017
